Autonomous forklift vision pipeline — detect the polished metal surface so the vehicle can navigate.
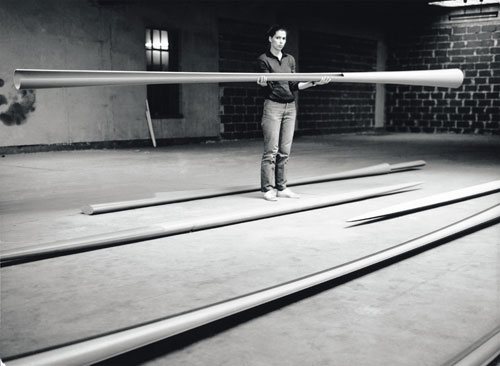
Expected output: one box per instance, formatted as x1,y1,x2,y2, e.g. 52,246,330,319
14,69,464,89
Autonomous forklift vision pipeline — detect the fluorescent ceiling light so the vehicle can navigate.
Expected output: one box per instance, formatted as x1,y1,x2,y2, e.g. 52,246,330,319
429,0,500,6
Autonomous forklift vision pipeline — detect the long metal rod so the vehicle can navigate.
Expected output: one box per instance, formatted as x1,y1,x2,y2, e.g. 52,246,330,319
0,182,421,266
81,160,426,215
441,325,500,366
5,203,499,366
14,69,464,89
145,100,156,148
346,180,500,222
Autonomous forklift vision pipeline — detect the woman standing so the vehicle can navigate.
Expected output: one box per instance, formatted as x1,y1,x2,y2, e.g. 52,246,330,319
257,25,330,201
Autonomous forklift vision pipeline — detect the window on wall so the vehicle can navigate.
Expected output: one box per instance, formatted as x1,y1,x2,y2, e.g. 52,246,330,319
145,28,180,118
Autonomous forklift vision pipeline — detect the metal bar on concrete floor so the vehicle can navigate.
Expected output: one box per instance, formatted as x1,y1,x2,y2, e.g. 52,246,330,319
5,203,499,366
441,324,500,366
346,180,500,223
82,160,426,215
1,182,422,266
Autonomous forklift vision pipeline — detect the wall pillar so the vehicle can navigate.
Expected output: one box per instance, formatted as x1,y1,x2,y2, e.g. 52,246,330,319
375,39,387,129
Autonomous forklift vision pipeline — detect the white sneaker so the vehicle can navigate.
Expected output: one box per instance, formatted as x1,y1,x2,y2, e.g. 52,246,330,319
277,188,300,199
263,190,278,201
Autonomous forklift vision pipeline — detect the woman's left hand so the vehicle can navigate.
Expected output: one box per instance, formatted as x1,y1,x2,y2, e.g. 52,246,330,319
315,76,331,85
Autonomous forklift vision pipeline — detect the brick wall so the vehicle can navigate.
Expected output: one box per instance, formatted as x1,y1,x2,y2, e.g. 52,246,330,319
298,31,377,134
386,16,500,134
218,19,378,139
219,19,267,139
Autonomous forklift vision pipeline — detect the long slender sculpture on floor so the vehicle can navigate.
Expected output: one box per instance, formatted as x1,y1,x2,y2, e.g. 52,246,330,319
14,68,464,89
82,160,426,215
5,203,499,366
442,324,500,366
346,180,500,223
0,182,421,266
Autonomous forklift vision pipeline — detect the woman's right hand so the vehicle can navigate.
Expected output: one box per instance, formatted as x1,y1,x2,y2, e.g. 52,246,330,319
257,75,268,86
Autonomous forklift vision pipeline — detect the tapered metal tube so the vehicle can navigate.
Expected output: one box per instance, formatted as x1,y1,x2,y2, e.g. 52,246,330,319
1,182,421,266
5,203,499,366
82,161,426,215
340,69,464,88
14,69,464,89
389,160,427,172
442,325,500,366
347,180,500,222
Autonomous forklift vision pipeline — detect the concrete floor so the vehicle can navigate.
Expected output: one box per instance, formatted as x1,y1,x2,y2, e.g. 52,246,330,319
1,133,499,365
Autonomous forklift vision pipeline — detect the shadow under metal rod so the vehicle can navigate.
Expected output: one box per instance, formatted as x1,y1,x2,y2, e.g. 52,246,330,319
5,203,500,366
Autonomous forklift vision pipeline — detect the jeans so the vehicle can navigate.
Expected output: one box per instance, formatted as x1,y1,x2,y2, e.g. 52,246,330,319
260,99,297,192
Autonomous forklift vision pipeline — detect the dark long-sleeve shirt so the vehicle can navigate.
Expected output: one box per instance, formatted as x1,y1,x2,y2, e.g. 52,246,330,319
257,50,299,103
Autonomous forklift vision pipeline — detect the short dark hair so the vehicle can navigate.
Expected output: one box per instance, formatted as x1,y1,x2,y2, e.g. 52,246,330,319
266,24,287,39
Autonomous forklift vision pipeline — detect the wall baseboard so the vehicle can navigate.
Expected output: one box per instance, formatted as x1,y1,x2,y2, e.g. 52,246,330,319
0,136,221,155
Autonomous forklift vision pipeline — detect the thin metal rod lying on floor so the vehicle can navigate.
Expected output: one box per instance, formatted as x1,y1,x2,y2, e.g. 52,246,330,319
346,180,500,223
145,100,156,148
81,160,426,215
287,160,425,186
5,203,499,366
1,182,422,266
14,69,464,89
441,324,500,366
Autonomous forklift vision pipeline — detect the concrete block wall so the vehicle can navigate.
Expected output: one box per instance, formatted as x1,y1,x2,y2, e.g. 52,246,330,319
2,1,497,150
386,6,500,134
298,31,377,135
218,19,268,140
218,20,378,139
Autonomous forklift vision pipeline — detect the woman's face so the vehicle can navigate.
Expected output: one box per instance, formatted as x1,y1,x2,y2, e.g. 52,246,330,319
269,30,286,51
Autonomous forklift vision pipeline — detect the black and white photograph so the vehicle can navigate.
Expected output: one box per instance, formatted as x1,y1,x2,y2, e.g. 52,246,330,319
0,0,499,364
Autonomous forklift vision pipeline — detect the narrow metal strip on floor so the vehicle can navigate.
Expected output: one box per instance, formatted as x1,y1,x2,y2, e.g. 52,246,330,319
81,161,426,215
441,324,500,366
346,180,500,223
0,182,422,266
5,203,499,366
